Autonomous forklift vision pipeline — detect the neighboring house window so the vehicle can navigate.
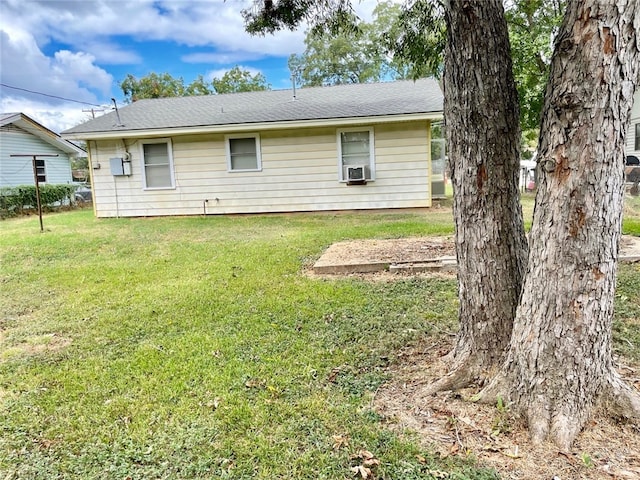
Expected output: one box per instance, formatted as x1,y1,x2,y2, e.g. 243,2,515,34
35,159,46,183
226,134,262,172
337,127,375,182
141,139,174,189
636,123,640,151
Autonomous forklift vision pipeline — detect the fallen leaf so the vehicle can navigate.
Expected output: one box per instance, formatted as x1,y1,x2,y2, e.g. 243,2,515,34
328,368,341,383
332,434,349,450
350,465,372,479
426,470,450,479
358,449,375,460
363,457,380,467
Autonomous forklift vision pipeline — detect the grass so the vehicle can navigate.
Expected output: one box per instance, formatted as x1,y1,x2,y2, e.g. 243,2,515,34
1,196,639,479
0,209,487,479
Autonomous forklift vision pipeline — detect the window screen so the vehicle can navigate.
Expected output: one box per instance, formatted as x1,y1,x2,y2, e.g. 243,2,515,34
143,142,173,188
229,137,259,171
340,131,370,166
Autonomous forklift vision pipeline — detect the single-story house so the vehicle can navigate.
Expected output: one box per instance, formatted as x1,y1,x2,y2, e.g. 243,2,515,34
61,79,444,218
0,112,86,187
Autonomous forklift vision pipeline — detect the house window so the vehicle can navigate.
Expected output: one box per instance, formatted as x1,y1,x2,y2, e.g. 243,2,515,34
35,159,46,183
226,134,261,172
141,139,174,189
337,127,375,182
635,123,640,151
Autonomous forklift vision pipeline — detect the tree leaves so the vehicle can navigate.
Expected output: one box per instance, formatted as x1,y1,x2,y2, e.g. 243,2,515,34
350,449,380,478
119,67,271,103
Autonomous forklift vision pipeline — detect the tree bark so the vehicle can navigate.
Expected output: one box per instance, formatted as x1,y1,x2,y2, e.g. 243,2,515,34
431,0,528,392
480,0,640,450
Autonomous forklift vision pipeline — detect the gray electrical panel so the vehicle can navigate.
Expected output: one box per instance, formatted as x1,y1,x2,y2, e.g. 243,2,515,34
110,157,131,176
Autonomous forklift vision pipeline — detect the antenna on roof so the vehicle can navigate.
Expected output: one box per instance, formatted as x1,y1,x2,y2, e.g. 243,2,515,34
290,67,300,101
111,98,124,127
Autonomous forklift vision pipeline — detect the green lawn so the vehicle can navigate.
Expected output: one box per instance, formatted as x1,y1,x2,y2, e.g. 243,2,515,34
1,198,638,479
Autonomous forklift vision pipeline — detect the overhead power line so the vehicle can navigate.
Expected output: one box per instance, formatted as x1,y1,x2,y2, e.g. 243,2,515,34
0,83,104,107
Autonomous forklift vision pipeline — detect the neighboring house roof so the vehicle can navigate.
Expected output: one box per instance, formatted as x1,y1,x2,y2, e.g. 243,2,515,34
1,112,86,156
62,78,443,140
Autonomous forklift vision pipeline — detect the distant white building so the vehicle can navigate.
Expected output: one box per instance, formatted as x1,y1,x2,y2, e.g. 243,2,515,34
0,112,86,188
626,90,640,162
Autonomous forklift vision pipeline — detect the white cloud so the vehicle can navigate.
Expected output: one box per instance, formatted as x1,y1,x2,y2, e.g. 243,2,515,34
52,50,113,94
0,27,113,102
182,51,264,65
0,95,105,133
0,24,114,131
80,41,143,65
2,0,306,61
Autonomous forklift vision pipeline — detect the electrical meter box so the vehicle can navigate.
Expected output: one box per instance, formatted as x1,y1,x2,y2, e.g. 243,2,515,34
110,157,131,176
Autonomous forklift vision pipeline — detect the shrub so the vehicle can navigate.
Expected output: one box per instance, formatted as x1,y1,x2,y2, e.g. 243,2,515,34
0,184,77,217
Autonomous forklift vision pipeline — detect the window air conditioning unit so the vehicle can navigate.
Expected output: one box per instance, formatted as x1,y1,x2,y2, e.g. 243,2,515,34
346,165,367,183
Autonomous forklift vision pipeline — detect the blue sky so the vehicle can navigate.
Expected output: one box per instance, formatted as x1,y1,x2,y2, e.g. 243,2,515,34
0,0,381,132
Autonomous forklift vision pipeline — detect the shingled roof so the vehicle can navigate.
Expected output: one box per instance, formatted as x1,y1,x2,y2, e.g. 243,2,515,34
62,78,443,139
1,112,86,156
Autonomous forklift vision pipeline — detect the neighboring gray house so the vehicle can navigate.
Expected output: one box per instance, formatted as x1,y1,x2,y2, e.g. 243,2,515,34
62,79,444,218
0,112,86,188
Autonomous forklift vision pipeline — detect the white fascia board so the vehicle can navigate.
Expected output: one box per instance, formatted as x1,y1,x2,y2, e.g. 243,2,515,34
8,114,86,156
61,112,443,141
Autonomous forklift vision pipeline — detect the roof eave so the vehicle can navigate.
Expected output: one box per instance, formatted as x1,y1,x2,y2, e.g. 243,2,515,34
3,113,87,156
62,112,443,141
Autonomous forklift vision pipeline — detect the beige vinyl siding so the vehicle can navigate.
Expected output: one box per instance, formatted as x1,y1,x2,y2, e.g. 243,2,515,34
88,121,431,218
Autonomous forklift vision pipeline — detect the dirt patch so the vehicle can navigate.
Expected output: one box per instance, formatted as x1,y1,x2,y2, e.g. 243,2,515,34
318,236,456,266
0,333,72,362
373,337,640,480
313,235,640,276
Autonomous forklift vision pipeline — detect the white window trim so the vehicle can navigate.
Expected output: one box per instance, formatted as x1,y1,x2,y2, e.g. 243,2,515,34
225,133,262,172
140,138,176,190
336,127,375,182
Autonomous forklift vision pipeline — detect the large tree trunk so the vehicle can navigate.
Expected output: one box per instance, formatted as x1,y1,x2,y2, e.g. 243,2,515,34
431,0,528,392
480,0,640,450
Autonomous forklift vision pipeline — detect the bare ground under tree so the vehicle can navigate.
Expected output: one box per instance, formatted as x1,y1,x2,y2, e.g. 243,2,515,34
312,236,640,479
373,335,640,480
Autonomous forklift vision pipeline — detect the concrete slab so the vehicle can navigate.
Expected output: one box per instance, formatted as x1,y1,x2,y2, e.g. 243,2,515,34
313,236,640,275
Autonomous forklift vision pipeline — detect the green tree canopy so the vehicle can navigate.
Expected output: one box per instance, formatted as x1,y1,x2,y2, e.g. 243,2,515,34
120,67,271,102
379,0,445,80
505,0,566,132
120,72,190,103
288,1,442,87
288,16,383,86
211,66,271,94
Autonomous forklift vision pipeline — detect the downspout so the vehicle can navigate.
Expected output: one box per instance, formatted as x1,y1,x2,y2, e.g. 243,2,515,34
426,120,433,207
86,141,98,217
